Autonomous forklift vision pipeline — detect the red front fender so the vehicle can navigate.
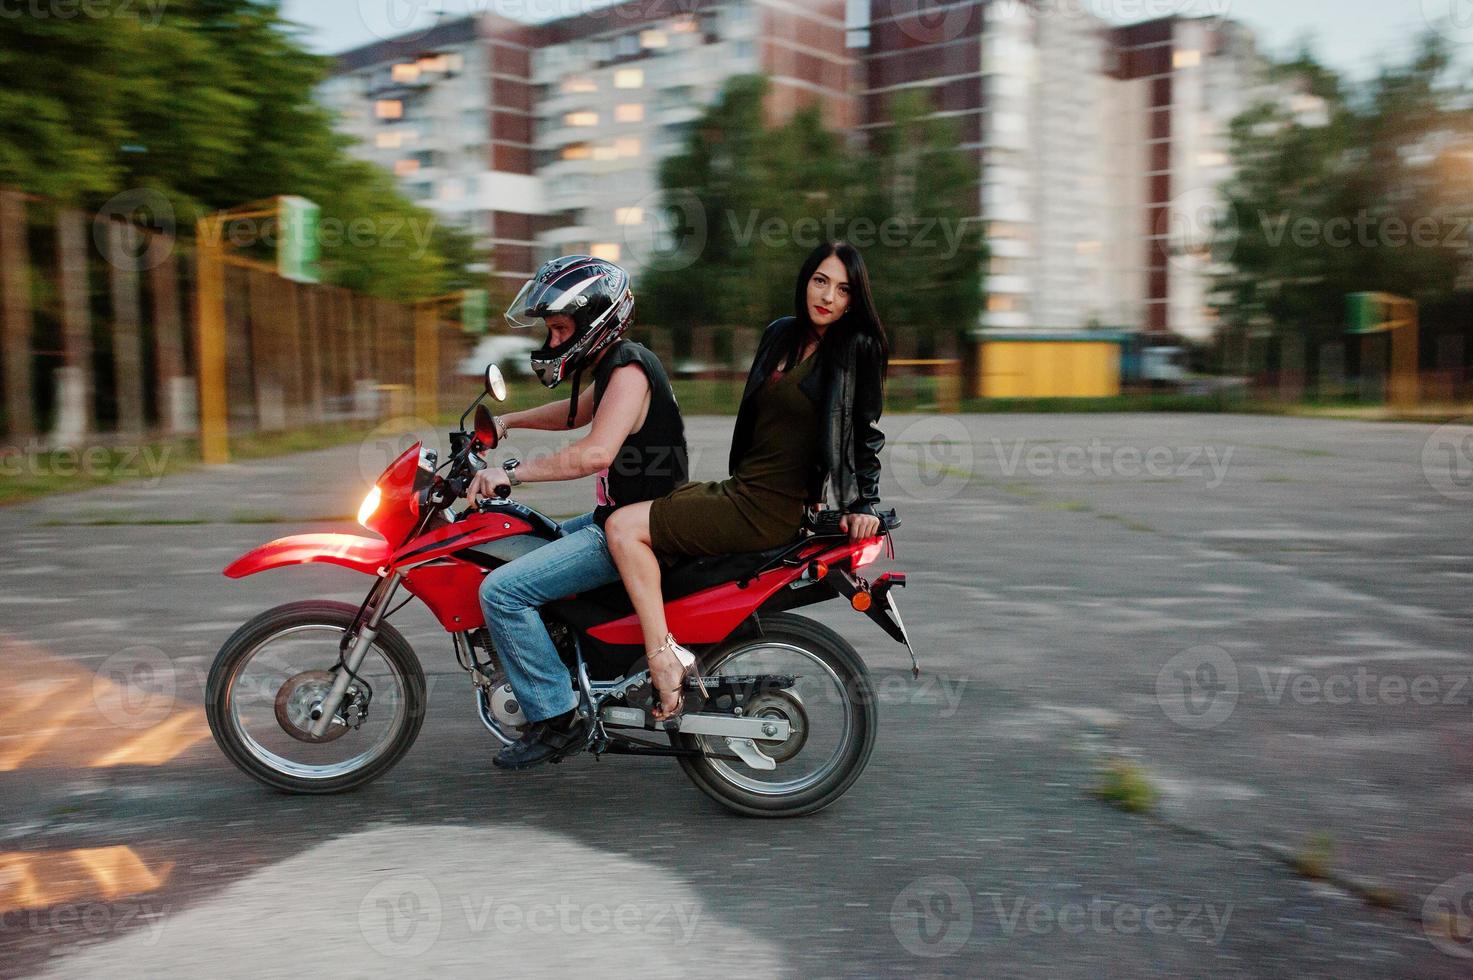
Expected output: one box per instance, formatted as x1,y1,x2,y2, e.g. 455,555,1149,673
224,533,391,579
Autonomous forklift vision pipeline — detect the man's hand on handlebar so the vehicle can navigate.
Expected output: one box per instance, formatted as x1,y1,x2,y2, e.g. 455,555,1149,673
465,466,511,506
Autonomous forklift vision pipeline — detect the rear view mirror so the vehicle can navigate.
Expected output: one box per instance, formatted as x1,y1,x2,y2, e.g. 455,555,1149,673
485,364,507,402
473,405,499,450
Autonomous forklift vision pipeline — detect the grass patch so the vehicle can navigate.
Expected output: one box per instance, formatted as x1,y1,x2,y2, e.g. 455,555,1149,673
1094,759,1158,814
1097,513,1156,533
1289,833,1336,880
2,421,384,509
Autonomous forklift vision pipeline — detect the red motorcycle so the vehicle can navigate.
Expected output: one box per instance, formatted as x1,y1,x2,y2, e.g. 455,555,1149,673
206,367,918,817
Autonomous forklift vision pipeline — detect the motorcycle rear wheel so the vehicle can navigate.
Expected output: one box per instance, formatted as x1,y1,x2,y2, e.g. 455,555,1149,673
673,613,877,818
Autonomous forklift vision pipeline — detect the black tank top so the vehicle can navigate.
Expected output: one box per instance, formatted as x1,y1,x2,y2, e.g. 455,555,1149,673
591,340,688,526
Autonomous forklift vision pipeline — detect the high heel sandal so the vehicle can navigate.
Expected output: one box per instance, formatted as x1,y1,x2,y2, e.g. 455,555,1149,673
648,632,708,723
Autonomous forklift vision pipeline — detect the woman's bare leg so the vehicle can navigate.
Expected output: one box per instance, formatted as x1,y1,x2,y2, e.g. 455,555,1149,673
604,503,682,716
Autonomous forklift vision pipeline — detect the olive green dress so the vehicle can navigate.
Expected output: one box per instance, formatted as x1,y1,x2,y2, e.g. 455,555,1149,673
649,351,818,557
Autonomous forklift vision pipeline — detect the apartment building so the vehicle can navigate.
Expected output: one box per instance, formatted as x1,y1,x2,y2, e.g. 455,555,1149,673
321,2,1268,339
323,1,852,292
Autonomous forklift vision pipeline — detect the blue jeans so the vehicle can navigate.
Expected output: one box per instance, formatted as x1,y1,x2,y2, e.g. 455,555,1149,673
478,512,619,723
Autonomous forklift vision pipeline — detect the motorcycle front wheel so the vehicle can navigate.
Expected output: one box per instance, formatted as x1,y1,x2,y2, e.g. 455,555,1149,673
206,600,426,794
673,613,878,818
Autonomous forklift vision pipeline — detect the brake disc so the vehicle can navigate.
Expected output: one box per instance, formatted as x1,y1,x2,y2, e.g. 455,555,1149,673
744,689,808,764
275,670,351,744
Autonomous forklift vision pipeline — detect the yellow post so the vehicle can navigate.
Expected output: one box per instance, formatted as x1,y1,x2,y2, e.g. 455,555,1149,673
414,303,440,423
195,215,230,465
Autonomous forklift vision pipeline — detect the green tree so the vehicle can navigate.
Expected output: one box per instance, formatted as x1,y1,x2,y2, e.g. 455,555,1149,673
1218,33,1473,352
0,0,481,301
640,75,985,346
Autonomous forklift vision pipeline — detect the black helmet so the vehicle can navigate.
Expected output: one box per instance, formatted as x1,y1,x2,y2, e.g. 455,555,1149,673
506,255,634,391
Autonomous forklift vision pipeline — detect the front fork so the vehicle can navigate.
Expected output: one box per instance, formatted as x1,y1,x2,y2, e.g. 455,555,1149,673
308,571,404,738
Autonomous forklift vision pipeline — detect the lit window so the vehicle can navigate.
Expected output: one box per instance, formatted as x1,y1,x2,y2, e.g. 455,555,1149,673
566,111,599,127
561,143,592,161
615,103,645,123
562,77,598,94
593,143,619,161
1076,240,1102,254
615,138,641,157
376,132,402,149
614,69,644,89
418,53,450,74
1197,151,1228,168
987,295,1018,313
641,29,668,49
672,16,698,34
591,243,621,261
616,207,643,225
395,159,420,176
376,100,404,120
1173,50,1202,69
392,63,421,83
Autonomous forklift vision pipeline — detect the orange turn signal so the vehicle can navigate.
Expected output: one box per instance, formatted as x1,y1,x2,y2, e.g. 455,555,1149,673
851,591,872,612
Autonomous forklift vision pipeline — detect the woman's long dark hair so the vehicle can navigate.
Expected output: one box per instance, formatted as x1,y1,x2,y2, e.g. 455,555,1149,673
775,241,890,376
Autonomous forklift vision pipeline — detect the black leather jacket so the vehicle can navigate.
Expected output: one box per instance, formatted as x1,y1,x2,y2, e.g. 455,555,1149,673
728,317,886,516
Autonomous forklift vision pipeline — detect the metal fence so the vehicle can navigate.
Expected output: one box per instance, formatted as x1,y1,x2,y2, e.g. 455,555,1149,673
0,188,470,451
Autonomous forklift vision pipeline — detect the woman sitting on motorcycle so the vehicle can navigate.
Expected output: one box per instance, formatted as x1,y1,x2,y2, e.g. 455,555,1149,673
604,241,890,721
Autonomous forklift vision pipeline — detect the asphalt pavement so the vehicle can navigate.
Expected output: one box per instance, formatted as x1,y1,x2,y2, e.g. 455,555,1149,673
2,412,1472,978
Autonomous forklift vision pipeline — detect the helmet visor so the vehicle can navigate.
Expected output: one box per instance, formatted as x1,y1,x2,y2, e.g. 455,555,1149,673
504,277,596,331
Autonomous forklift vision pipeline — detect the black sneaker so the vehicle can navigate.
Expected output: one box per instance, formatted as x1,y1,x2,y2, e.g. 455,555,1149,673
492,710,587,771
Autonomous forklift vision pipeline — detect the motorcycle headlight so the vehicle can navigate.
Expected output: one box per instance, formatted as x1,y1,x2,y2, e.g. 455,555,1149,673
357,486,382,529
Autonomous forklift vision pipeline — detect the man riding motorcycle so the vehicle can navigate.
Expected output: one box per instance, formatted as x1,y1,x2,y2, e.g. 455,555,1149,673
465,255,688,771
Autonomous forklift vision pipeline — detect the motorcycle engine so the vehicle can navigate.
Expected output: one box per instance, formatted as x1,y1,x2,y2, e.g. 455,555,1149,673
487,677,529,730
